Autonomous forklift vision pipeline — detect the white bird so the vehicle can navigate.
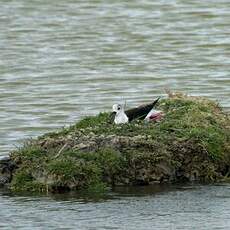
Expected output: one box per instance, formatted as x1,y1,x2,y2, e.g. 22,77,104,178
112,104,129,124
111,97,161,124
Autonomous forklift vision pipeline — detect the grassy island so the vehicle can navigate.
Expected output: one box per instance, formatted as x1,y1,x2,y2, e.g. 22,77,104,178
5,93,230,193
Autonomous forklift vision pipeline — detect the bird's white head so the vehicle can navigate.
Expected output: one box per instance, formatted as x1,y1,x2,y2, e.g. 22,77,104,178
112,103,129,124
112,104,123,114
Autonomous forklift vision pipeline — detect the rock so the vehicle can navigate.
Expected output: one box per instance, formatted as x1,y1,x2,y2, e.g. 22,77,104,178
0,175,11,187
0,155,10,162
0,155,16,187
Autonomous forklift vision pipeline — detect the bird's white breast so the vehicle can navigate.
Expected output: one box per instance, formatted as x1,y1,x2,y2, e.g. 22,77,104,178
114,112,129,124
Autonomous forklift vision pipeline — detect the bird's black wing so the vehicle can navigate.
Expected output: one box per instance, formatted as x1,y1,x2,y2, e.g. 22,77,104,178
125,97,160,121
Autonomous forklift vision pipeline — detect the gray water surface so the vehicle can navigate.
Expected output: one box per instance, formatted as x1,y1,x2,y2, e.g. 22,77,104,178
0,1,230,229
0,184,230,230
0,0,230,155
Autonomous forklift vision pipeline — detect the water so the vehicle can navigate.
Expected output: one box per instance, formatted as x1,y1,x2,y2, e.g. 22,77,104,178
0,0,230,155
0,1,230,229
0,184,230,229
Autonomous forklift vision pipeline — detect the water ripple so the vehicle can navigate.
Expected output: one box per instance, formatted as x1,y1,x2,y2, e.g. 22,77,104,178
0,0,230,155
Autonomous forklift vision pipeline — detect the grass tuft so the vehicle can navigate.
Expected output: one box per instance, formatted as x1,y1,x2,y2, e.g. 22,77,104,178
9,93,230,193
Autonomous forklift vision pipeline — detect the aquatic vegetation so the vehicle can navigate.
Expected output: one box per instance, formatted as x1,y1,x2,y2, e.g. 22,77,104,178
7,93,230,193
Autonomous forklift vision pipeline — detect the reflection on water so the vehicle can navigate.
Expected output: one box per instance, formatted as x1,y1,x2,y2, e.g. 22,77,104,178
0,183,230,229
0,0,230,155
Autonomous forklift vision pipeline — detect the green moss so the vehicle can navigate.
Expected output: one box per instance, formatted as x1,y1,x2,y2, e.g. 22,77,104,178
64,148,124,168
11,168,46,193
94,149,125,177
61,148,126,185
9,94,230,193
86,182,108,193
149,97,229,160
46,157,102,190
74,113,110,129
12,144,46,162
